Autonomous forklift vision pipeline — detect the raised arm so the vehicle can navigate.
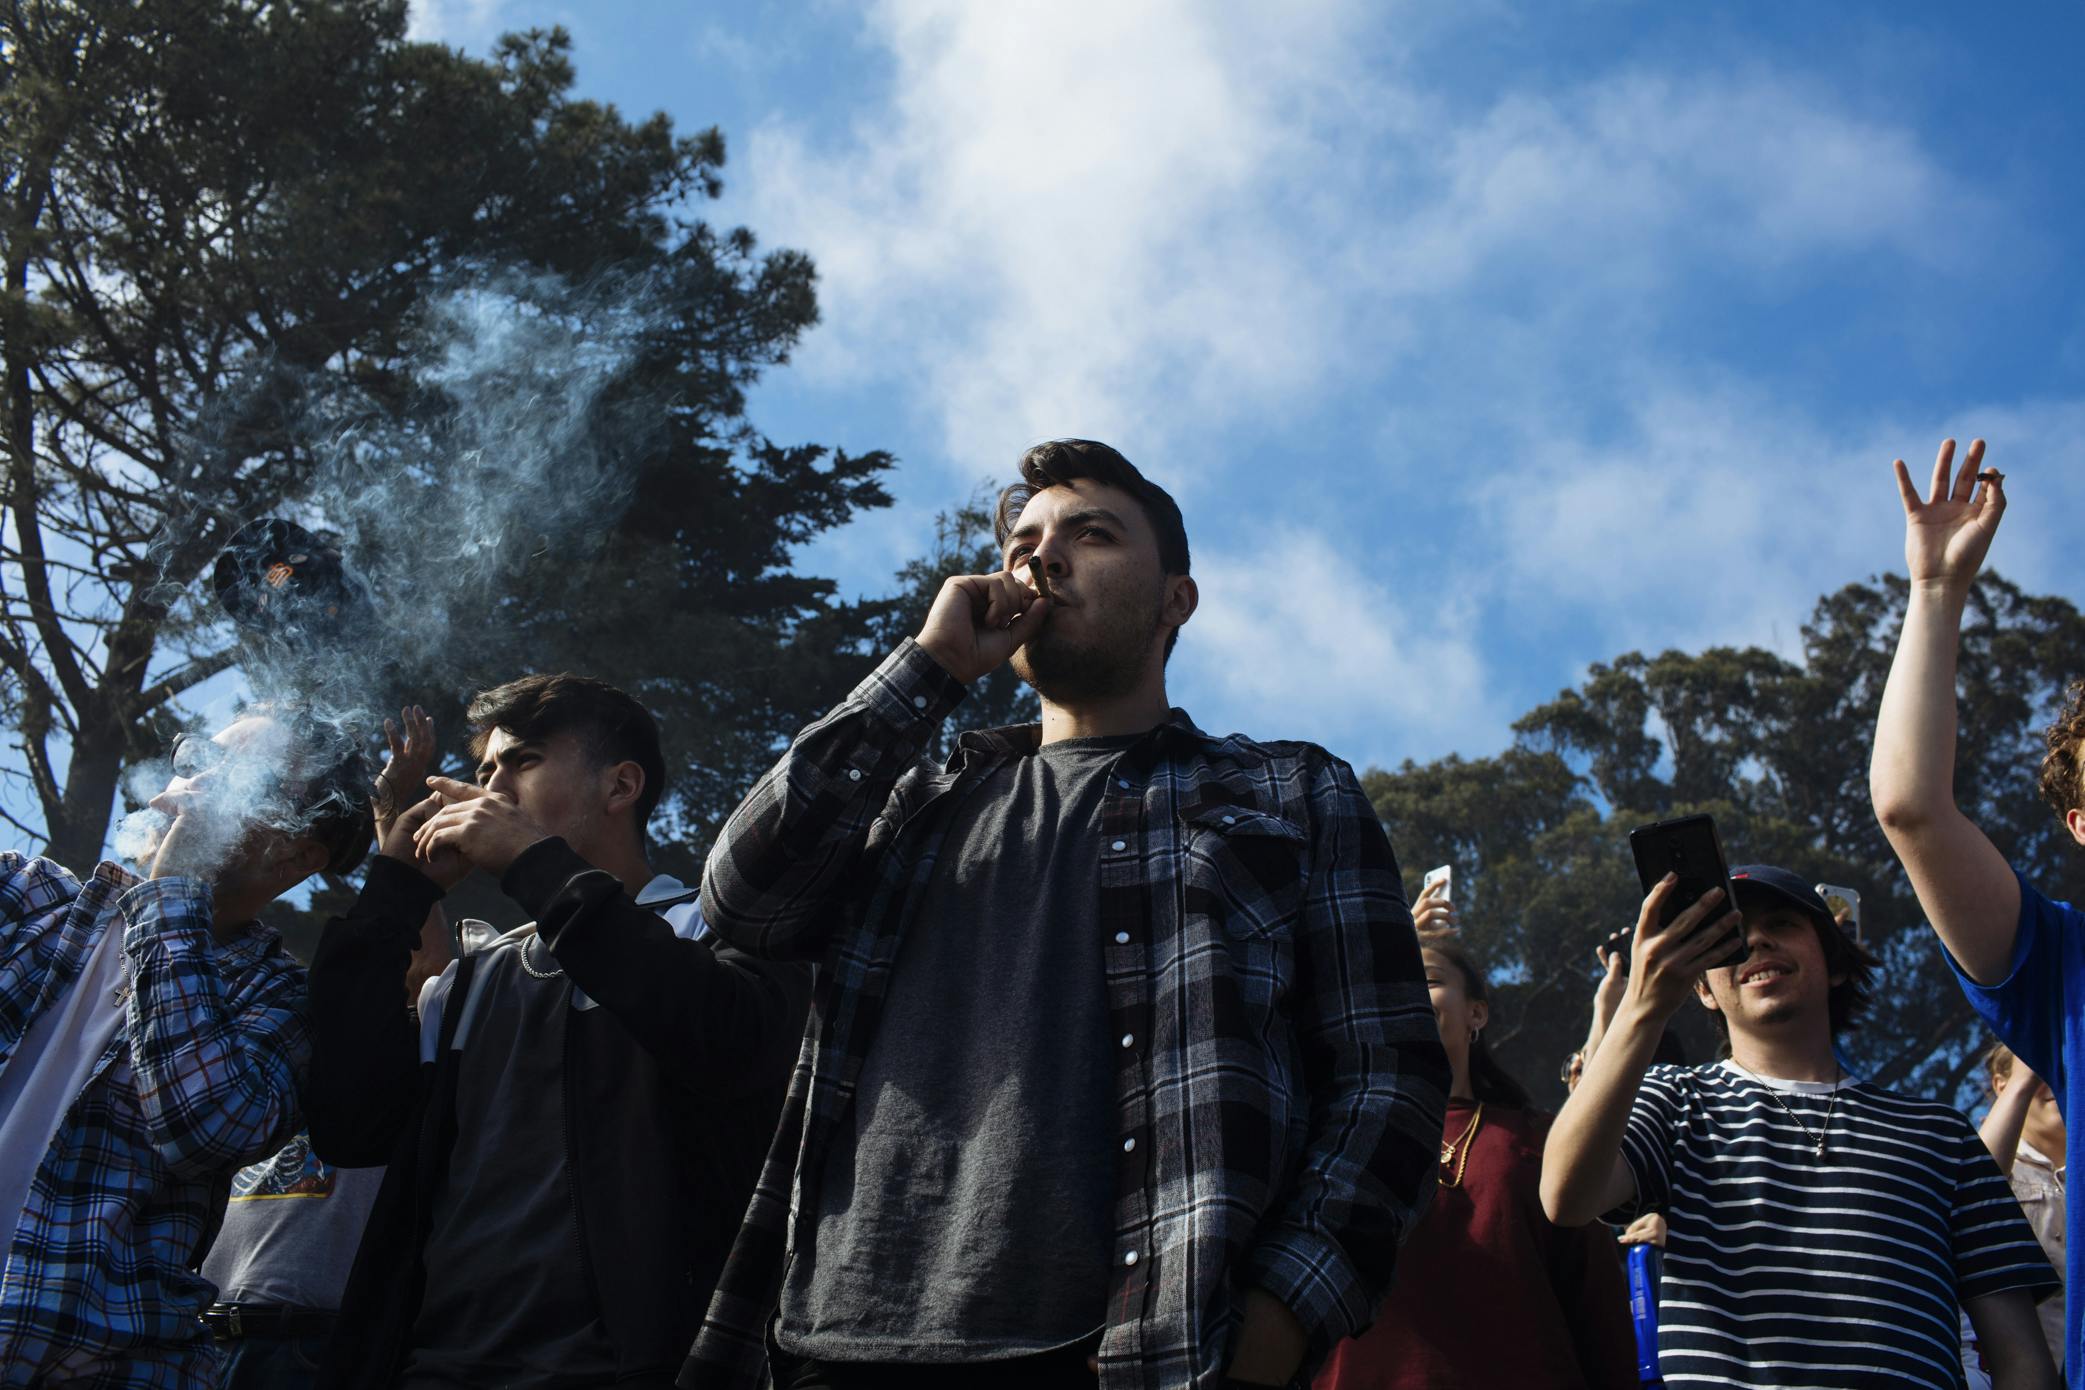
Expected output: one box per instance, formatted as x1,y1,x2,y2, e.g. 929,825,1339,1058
1977,1061,2042,1177
703,572,1048,959
121,875,309,1177
1870,438,2021,984
1541,877,1740,1226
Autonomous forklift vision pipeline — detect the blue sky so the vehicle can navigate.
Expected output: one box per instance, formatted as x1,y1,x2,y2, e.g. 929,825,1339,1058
389,3,2085,772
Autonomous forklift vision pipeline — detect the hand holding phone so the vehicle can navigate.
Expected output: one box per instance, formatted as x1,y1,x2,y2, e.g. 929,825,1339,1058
1627,814,1748,972
1413,865,1456,932
1624,875,1746,1019
1815,884,1861,940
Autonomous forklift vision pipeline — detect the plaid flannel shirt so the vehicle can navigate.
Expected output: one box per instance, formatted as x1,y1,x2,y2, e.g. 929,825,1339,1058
684,641,1448,1390
0,852,309,1389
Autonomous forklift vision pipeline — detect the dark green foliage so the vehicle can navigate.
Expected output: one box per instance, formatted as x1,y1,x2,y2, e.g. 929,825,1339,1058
0,1,893,870
1365,572,2085,1110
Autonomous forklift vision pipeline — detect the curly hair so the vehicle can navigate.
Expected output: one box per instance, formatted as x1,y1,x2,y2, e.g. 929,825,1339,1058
2038,677,2085,820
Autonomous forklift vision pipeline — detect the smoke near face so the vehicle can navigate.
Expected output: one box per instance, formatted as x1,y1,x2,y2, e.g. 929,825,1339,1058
112,271,667,882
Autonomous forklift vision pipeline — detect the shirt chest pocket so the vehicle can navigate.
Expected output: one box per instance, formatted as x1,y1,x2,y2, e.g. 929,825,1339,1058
1178,804,1308,942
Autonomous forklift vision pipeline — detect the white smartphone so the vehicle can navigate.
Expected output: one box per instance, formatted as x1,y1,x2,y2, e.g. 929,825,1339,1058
1423,864,1453,902
1814,884,1861,941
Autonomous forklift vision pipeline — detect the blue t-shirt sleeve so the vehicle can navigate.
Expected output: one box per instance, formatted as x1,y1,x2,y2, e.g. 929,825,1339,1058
1946,869,2080,1097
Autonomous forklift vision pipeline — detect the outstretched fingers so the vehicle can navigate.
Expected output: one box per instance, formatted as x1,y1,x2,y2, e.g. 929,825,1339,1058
1950,437,1985,503
1928,438,1956,504
1893,458,1921,515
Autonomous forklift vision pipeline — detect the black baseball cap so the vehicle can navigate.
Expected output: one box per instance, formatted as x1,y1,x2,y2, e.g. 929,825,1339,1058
1728,864,1853,951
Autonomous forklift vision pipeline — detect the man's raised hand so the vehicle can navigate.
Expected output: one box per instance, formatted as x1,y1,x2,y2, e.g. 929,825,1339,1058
914,570,1051,686
412,776,552,878
1894,437,2006,596
374,705,436,843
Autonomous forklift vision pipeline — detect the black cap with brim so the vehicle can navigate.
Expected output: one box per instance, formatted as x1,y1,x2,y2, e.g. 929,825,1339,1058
1729,863,1854,953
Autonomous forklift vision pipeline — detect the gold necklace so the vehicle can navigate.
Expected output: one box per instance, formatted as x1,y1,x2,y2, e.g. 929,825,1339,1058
1438,1102,1484,1188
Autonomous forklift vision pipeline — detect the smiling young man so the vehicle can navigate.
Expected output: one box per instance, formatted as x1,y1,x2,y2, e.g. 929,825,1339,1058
0,711,373,1389
686,439,1448,1390
301,681,809,1390
1541,863,2060,1388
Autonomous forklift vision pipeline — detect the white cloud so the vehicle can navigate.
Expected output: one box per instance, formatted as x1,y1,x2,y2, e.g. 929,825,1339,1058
739,0,1377,480
736,8,1992,497
407,0,512,47
1174,528,1504,765
1473,388,2085,659
728,6,2065,760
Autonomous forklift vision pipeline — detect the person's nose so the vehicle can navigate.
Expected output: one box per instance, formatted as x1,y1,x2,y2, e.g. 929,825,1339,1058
1029,530,1071,581
149,774,202,818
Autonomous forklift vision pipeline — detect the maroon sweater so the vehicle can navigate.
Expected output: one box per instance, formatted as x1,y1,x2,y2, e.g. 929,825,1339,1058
1315,1100,1636,1390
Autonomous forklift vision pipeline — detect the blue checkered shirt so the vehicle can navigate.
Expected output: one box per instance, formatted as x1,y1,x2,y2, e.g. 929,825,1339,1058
686,641,1449,1390
0,853,310,1388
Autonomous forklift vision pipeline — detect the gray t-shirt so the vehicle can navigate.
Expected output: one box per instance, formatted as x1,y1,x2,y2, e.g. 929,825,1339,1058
777,734,1131,1362
198,1132,384,1309
400,944,622,1388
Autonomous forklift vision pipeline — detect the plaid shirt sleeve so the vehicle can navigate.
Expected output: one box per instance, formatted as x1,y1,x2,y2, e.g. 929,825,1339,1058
1,852,78,1032
1242,754,1448,1358
702,639,967,959
119,877,309,1178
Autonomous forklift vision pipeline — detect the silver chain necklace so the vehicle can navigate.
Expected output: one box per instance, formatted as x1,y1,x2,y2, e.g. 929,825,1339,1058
517,931,564,981
1740,1063,1842,1160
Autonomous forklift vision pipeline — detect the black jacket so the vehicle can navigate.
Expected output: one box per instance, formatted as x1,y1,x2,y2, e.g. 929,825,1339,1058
304,840,810,1389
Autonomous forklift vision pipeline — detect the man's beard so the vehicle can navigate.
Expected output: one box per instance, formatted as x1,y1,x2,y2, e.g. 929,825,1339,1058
1011,596,1163,705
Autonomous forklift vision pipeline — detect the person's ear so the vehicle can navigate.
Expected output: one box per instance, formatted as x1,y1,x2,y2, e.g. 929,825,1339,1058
1992,1069,2010,1098
274,836,329,891
1694,975,1721,1014
1162,574,1198,634
1469,998,1490,1034
2066,807,2085,849
603,760,646,821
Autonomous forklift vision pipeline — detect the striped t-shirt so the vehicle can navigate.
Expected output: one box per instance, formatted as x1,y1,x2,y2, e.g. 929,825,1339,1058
1611,1061,2057,1387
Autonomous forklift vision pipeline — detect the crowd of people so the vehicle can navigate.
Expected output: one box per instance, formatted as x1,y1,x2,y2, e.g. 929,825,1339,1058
0,436,2079,1390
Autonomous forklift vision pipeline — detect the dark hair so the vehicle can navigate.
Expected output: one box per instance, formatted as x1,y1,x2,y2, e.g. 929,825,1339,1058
228,704,375,878
303,746,377,877
2038,678,2085,820
1702,900,1883,1041
993,439,1191,660
466,674,665,831
1418,929,1533,1108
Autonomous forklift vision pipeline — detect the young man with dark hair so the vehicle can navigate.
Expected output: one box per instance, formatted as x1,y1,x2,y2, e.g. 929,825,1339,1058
688,439,1447,1390
1871,439,2085,1387
302,682,809,1390
0,710,373,1388
1541,863,2060,1387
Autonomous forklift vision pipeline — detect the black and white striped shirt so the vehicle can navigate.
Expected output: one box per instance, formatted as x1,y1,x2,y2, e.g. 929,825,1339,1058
1612,1061,2057,1387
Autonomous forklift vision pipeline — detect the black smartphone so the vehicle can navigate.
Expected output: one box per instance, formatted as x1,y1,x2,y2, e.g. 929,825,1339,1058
1625,813,1748,971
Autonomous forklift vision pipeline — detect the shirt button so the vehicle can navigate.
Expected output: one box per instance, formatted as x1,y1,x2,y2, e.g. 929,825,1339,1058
1117,777,1132,789
1120,1033,1135,1049
1123,1137,1137,1152
1110,839,1126,851
1123,1250,1139,1267
847,769,863,781
1114,931,1130,944
912,695,927,709
1222,814,1237,825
